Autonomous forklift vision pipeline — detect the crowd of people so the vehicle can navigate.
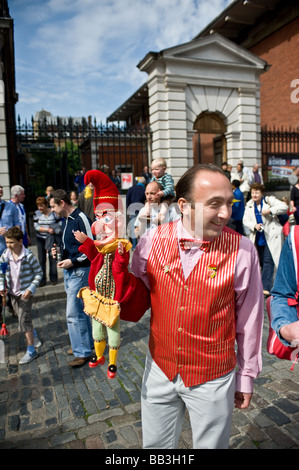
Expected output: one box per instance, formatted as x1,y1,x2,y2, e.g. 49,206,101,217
0,158,298,449
127,159,293,299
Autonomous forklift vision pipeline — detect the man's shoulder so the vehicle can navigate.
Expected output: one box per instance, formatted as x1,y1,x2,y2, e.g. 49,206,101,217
3,201,18,216
70,207,81,217
141,220,177,243
129,185,141,194
78,209,91,224
70,208,89,221
5,200,14,208
237,232,256,253
222,226,254,248
126,185,133,194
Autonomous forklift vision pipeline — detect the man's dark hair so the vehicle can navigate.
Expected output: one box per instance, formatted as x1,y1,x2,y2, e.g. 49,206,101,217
232,179,240,188
51,189,71,206
175,164,225,203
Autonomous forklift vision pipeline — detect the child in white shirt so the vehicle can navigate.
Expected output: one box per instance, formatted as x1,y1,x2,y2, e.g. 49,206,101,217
0,227,43,364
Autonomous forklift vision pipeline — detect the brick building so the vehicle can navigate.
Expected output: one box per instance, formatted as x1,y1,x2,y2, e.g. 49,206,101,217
250,16,299,128
108,0,299,182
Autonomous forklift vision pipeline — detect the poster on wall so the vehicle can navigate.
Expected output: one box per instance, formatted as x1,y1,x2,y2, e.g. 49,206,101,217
267,154,299,180
121,173,133,189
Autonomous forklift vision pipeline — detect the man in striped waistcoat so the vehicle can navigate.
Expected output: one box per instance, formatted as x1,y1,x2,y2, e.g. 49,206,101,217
117,164,264,449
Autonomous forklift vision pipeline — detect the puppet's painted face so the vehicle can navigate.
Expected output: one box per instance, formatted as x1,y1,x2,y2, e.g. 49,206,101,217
92,208,124,247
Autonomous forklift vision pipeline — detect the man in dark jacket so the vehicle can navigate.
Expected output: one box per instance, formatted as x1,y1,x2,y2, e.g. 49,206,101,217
50,189,93,367
126,177,146,249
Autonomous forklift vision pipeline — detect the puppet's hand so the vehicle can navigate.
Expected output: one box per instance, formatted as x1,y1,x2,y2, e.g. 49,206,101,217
112,243,131,301
74,231,88,244
118,241,124,256
113,243,130,269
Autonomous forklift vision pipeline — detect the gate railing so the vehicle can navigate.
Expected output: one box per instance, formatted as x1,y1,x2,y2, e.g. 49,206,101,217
261,125,299,188
15,115,151,197
262,125,299,156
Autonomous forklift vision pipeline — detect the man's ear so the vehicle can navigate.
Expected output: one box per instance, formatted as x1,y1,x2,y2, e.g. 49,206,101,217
177,198,188,216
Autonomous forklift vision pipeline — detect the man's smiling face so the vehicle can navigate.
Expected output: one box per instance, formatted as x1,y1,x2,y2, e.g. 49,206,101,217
178,170,234,241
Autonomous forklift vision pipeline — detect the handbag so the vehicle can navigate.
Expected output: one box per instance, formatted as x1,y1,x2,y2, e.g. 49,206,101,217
77,287,120,328
266,226,299,370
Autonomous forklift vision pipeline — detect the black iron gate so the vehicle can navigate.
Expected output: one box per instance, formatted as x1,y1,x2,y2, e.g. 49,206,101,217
15,116,151,208
262,126,299,156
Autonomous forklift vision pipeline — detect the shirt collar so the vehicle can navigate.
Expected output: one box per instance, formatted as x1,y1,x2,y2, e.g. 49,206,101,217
177,218,206,241
7,245,26,261
177,218,191,239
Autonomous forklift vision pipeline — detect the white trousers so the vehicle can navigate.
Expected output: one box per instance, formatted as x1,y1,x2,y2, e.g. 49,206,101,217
141,352,235,449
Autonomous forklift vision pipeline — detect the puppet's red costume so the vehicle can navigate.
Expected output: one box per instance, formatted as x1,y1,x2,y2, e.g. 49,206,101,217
77,170,149,379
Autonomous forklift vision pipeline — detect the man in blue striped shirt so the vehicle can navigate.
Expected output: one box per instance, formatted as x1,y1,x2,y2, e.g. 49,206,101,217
50,189,93,367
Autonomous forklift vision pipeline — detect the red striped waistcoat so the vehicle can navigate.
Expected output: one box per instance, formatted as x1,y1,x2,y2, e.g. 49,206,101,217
147,222,241,387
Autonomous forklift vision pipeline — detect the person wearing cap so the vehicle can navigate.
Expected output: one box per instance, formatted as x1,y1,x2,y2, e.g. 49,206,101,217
74,170,132,379
50,189,93,367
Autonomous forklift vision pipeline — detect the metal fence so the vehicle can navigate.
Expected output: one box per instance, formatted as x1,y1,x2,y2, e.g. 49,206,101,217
15,118,299,203
262,126,299,156
15,116,151,198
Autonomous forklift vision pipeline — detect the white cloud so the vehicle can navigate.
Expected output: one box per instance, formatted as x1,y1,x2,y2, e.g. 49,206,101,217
11,0,232,120
30,0,231,77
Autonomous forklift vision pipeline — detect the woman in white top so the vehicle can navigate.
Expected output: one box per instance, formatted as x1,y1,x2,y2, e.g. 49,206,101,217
243,183,288,296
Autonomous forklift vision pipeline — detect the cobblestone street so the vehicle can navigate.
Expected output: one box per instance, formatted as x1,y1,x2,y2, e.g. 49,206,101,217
0,282,299,450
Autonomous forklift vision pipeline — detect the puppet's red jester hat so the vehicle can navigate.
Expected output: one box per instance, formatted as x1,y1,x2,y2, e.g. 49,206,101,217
84,169,123,212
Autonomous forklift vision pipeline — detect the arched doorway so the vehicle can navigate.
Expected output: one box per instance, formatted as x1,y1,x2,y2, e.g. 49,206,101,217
193,112,227,167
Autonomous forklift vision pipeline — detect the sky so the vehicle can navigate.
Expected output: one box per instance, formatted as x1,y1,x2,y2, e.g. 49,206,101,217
10,0,232,124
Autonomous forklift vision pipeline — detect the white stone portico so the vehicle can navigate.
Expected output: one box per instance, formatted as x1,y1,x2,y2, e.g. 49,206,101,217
138,33,268,181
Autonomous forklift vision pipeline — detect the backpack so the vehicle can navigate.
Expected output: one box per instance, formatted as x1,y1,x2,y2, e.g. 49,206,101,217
266,225,299,371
